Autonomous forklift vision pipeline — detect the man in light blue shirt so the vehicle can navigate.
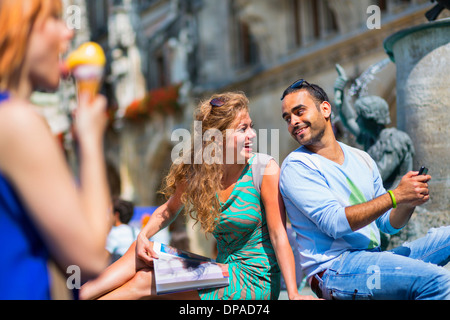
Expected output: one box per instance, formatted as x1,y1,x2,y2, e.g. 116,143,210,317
279,79,450,300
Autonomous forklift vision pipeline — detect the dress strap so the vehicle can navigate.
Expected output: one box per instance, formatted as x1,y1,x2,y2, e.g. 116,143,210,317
251,153,274,194
0,91,10,103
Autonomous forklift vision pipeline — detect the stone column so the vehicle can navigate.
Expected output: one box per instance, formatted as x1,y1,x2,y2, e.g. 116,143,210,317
384,18,450,220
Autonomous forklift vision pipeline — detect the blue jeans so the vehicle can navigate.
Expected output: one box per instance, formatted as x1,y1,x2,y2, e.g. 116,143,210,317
317,226,450,300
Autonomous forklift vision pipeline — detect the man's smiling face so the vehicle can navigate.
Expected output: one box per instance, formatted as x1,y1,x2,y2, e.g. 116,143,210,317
281,90,329,147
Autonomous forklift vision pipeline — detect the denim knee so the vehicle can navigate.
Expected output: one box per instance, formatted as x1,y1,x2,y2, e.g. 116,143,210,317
415,266,450,300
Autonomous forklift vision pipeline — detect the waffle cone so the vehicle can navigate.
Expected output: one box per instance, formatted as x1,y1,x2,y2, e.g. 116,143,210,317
73,65,104,102
76,78,102,101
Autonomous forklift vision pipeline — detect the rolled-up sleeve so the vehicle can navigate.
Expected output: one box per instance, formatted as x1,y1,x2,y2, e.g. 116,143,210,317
371,161,403,235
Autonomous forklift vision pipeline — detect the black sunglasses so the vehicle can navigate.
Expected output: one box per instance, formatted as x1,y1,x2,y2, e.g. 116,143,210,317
280,79,311,101
210,98,225,108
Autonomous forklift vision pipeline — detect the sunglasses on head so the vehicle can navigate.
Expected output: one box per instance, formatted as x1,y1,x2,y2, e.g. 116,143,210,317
280,79,311,101
210,98,225,108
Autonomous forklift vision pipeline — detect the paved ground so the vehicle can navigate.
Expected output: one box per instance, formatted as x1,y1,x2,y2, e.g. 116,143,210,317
279,284,316,300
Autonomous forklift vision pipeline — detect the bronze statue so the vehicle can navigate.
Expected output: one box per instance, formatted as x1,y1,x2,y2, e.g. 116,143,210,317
426,0,450,21
334,63,415,189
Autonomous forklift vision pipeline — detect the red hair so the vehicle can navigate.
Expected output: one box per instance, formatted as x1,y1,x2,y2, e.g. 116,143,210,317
0,0,62,90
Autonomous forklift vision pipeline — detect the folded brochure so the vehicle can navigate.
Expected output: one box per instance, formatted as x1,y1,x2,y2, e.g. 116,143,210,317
153,242,229,295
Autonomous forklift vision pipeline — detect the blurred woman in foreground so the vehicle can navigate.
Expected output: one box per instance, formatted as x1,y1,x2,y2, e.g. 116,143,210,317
0,0,111,299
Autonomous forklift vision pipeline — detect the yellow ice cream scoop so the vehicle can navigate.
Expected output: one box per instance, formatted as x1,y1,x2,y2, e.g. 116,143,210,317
66,42,106,70
65,42,106,102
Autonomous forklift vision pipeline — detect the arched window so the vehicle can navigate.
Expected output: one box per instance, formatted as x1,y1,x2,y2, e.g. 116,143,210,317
230,0,260,69
290,0,338,48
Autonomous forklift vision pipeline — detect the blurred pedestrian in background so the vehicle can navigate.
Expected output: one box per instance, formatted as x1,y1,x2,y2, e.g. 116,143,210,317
106,198,138,264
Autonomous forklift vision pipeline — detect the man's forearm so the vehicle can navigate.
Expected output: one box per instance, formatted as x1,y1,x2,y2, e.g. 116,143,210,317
345,190,416,232
389,204,415,230
345,193,393,231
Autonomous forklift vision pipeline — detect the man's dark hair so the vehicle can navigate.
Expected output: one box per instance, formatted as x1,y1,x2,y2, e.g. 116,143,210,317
282,82,329,108
113,198,135,224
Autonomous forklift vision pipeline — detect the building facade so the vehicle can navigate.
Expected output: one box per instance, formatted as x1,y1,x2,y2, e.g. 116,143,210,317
83,0,436,202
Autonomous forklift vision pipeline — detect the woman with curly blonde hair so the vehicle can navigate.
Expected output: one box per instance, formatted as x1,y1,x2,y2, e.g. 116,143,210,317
81,92,315,300
0,0,111,299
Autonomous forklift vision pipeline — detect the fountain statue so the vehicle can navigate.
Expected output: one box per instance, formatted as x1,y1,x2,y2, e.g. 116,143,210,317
425,0,450,21
334,62,415,190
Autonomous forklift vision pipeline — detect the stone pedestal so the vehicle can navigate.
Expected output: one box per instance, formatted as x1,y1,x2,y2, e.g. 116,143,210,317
384,19,450,239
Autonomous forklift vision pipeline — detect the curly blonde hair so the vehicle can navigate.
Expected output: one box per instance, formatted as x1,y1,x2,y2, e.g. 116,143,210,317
160,92,250,234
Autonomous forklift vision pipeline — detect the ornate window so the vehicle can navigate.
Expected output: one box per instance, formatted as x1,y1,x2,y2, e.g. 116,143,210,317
290,0,338,48
230,0,260,69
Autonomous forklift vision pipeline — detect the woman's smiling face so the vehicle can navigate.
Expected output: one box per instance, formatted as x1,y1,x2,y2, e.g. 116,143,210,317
224,111,256,164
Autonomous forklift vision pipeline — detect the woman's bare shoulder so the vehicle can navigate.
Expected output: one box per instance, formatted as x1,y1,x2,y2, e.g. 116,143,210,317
0,99,50,135
0,100,54,167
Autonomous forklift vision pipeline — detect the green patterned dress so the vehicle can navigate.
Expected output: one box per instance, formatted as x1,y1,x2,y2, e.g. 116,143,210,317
199,154,281,300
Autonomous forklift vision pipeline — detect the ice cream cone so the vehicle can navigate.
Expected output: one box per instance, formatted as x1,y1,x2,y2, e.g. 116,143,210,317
65,42,106,102
73,65,104,102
